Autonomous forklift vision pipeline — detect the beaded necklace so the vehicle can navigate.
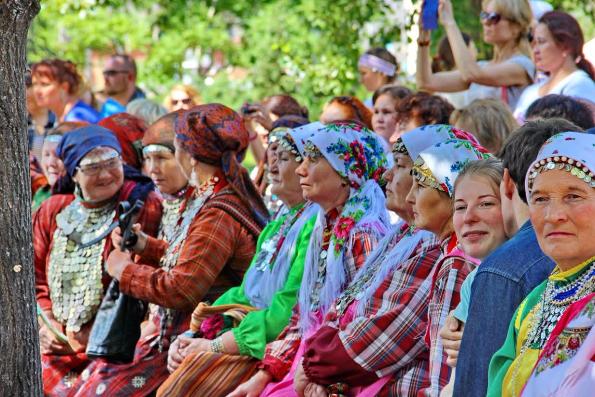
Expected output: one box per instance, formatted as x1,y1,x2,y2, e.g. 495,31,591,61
510,257,595,395
156,176,219,351
49,198,117,332
309,227,333,311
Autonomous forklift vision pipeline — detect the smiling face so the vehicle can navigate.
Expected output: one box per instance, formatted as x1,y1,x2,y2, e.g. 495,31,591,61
406,178,454,238
532,23,567,74
144,149,188,195
73,148,124,203
295,155,348,211
384,153,414,222
453,174,507,260
40,140,66,187
529,169,595,270
372,93,399,142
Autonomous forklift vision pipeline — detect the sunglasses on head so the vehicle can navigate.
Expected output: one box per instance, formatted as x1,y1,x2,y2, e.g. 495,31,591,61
480,11,503,25
171,98,192,106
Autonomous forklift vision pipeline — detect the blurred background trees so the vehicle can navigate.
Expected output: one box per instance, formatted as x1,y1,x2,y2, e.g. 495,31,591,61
28,0,594,117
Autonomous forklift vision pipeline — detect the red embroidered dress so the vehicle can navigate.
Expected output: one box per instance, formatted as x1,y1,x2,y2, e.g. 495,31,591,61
34,181,162,397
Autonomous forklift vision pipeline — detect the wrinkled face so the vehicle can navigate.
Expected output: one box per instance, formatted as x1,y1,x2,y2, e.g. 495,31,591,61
372,94,399,142
270,149,303,205
295,155,346,209
40,141,66,187
32,75,66,110
358,65,388,92
530,169,595,269
481,1,521,46
384,153,414,222
173,138,194,180
532,23,567,74
407,178,453,237
103,58,132,96
144,149,188,195
169,89,195,111
453,175,506,260
267,141,280,182
73,148,124,203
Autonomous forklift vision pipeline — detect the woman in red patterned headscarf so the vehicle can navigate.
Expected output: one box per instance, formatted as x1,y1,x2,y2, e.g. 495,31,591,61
98,113,147,170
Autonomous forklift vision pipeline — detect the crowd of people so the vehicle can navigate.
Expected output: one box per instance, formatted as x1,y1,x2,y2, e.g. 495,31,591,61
28,0,595,396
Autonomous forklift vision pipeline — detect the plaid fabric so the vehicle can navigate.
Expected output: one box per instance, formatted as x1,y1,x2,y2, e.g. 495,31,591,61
261,230,377,381
70,187,258,397
333,233,442,395
33,181,162,396
420,235,473,397
156,351,259,397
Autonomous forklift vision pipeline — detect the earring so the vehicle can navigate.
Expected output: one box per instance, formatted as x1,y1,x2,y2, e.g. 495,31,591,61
189,168,198,187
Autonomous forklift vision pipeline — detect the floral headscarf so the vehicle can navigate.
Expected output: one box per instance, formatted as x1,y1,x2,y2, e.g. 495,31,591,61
291,121,391,329
393,124,483,160
268,127,302,162
175,104,269,226
98,113,147,170
526,131,595,196
412,139,492,197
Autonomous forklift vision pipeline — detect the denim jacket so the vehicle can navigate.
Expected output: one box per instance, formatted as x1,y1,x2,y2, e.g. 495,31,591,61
452,221,554,397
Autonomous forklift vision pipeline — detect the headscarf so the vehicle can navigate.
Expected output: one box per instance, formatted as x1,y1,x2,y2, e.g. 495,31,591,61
526,131,595,196
412,138,492,197
142,111,182,154
268,127,302,162
56,125,122,178
292,121,391,330
393,124,483,160
98,113,147,170
175,104,269,226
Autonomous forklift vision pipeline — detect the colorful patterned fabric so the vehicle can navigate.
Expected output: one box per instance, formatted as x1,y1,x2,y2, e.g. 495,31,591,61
33,181,162,397
289,121,391,331
69,181,259,397
396,124,482,161
412,138,491,197
98,113,147,170
421,234,475,397
56,125,122,177
525,131,595,196
175,103,269,226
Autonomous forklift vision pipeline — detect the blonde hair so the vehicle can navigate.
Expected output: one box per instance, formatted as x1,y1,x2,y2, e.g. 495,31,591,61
453,158,504,196
450,98,518,154
164,84,202,111
483,0,532,59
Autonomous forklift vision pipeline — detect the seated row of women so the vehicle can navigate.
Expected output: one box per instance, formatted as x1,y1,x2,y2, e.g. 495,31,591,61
34,103,595,396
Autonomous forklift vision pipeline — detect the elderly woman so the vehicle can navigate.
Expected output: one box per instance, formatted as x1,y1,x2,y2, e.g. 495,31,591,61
229,121,390,396
417,0,534,110
156,128,318,396
487,131,595,397
34,126,162,396
69,104,267,396
406,138,490,395
294,125,480,396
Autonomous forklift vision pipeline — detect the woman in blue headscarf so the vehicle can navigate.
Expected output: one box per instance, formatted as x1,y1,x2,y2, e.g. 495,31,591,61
33,125,162,397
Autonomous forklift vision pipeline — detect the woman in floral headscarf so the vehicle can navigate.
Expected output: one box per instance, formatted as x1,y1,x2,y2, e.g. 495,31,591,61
71,104,265,397
405,138,490,396
229,121,391,397
488,131,595,397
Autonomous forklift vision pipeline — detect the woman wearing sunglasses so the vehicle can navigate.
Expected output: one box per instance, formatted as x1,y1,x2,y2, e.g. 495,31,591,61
417,0,535,110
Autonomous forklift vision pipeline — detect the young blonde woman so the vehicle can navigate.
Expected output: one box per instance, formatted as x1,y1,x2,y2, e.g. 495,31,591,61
417,0,535,110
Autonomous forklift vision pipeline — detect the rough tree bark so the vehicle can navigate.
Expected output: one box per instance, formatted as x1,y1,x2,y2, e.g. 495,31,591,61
0,1,42,396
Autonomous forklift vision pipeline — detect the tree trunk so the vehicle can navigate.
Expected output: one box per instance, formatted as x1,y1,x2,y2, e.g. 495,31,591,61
0,1,42,396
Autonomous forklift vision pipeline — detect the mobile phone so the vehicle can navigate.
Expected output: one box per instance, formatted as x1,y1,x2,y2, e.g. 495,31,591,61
422,0,439,30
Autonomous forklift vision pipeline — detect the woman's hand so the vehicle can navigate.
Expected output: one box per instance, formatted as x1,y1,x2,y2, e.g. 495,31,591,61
179,336,212,356
167,336,190,373
304,383,327,397
227,370,272,397
105,248,132,281
110,224,148,254
438,0,456,27
294,360,309,397
439,311,464,367
39,318,73,355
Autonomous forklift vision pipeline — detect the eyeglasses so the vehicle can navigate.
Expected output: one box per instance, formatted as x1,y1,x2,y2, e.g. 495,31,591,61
77,157,122,176
480,11,503,26
171,98,192,106
102,70,130,77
